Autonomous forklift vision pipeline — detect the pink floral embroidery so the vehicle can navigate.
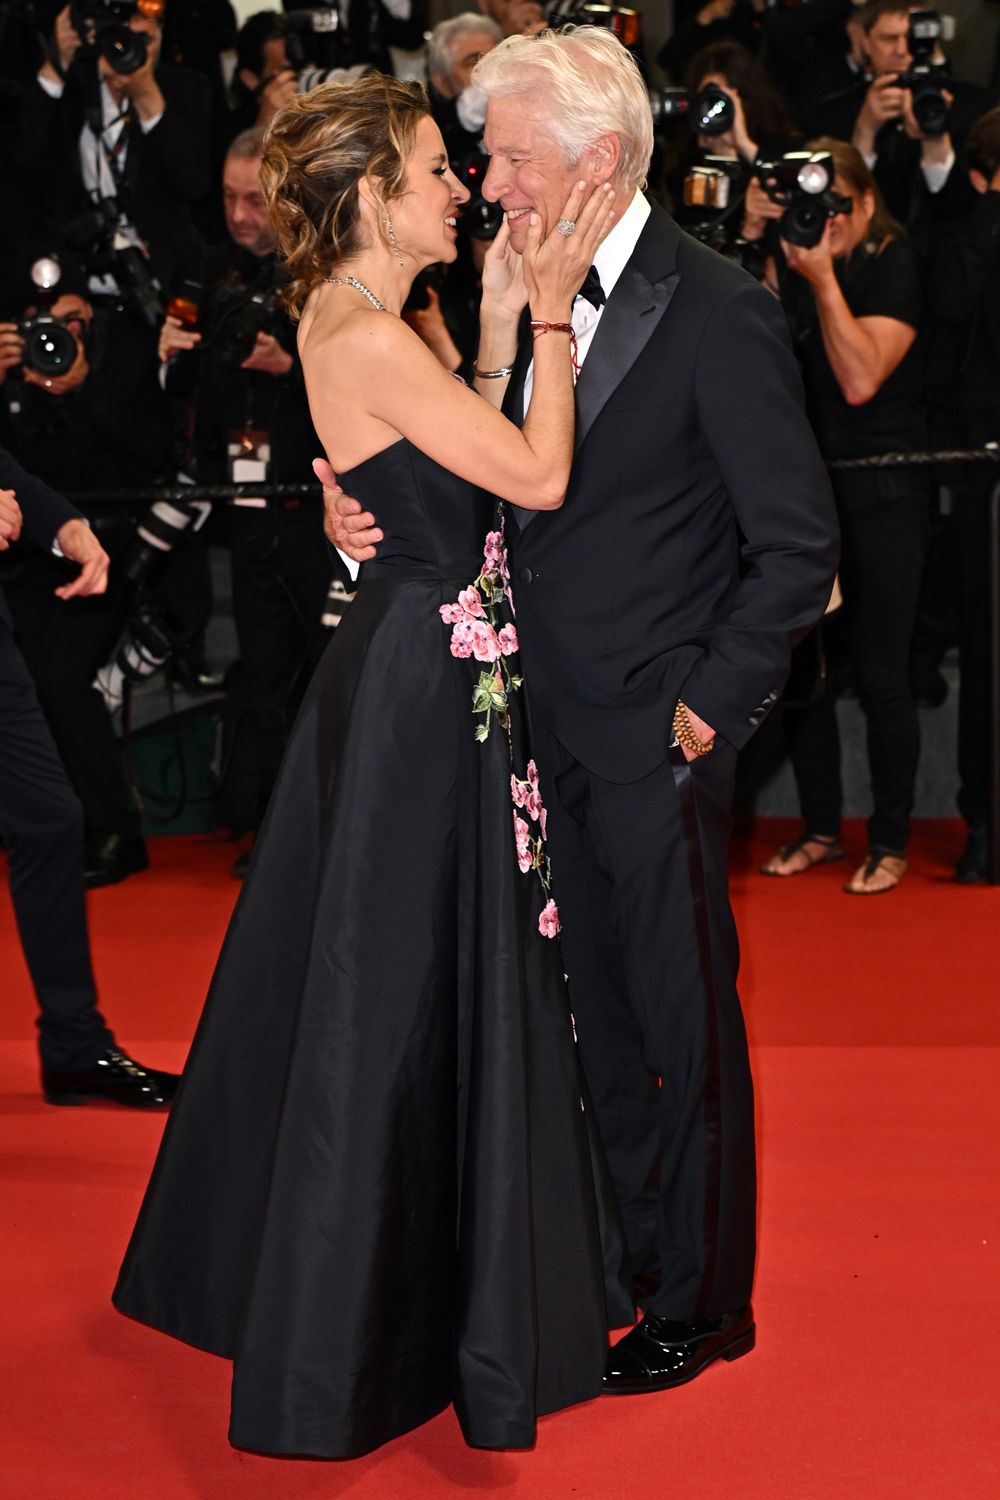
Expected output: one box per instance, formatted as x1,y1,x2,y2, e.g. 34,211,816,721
538,899,561,939
442,506,559,938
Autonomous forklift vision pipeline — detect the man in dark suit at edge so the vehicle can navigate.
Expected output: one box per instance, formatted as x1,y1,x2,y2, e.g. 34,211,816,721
0,447,180,1108
324,26,839,1390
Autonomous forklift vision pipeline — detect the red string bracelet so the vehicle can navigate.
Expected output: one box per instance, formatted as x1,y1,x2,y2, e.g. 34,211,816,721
529,319,580,379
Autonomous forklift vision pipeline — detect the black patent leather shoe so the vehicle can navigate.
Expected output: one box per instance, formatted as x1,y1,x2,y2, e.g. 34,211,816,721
42,1046,180,1109
83,833,150,889
603,1305,755,1394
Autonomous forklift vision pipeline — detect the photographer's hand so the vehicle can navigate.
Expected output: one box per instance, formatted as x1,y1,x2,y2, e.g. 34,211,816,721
257,69,298,128
901,87,955,170
44,5,83,82
158,313,201,362
0,489,24,551
53,519,110,599
107,27,165,124
853,74,906,157
780,221,837,288
241,332,293,377
741,179,784,241
0,323,26,388
23,338,89,397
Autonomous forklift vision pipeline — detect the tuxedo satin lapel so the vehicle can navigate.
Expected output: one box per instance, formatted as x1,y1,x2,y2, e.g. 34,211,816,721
573,209,682,456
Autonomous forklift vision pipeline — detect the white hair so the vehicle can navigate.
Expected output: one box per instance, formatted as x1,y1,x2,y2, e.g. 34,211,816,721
471,25,653,191
427,13,504,86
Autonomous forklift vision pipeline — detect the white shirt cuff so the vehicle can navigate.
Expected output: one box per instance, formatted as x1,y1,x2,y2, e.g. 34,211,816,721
37,72,65,99
139,111,164,134
338,549,360,582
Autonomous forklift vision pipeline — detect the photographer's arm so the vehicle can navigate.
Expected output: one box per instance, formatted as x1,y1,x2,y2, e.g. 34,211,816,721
135,71,212,204
782,227,914,405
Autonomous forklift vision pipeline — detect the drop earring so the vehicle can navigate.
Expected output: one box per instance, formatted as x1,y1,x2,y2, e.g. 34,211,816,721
384,212,404,267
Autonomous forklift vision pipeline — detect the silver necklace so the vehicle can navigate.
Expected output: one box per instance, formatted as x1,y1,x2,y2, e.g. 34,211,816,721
324,275,386,311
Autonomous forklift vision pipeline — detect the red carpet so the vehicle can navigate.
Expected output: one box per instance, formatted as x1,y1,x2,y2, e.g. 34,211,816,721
2,821,999,1499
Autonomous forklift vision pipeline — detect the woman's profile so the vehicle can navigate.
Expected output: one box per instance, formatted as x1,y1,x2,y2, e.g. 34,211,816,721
112,73,618,1459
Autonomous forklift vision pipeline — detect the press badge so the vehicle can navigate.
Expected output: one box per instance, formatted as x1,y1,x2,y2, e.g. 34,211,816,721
228,429,272,507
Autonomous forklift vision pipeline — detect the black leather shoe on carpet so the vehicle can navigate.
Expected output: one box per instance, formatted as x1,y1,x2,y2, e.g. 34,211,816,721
42,1047,180,1108
954,823,987,885
83,833,150,889
603,1306,755,1394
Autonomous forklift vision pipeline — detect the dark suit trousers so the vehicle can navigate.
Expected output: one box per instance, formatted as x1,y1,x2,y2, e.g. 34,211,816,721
0,628,113,1070
530,714,757,1324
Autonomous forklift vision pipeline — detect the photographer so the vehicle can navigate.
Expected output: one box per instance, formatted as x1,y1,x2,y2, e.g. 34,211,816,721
0,256,171,886
229,9,298,139
675,40,799,244
659,0,764,84
13,2,210,296
159,128,332,871
759,139,928,895
426,12,501,158
805,1,984,242
925,106,1000,882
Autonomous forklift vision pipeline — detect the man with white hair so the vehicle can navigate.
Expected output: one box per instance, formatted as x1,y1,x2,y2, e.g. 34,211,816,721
426,12,502,151
326,26,838,1393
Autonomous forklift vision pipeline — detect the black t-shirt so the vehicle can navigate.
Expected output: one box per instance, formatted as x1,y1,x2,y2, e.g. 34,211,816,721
785,234,925,465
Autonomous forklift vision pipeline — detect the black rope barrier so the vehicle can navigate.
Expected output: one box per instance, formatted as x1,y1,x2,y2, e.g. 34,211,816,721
58,448,1000,886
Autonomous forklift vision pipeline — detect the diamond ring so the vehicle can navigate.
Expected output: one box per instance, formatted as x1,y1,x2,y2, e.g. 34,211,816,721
556,218,577,237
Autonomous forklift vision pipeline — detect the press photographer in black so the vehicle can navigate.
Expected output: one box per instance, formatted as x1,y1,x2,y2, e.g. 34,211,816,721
803,1,984,243
752,139,928,896
925,105,1000,882
158,127,331,873
0,254,170,887
13,0,210,296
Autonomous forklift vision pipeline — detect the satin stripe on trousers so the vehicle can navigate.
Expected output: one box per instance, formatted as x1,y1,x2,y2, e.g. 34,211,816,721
530,713,756,1323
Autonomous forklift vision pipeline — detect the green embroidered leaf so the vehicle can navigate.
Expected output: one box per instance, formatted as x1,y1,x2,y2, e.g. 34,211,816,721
474,723,490,743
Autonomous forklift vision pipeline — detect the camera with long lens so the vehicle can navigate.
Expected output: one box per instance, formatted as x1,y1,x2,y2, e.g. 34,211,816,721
753,151,852,248
893,9,952,137
648,84,735,137
450,143,503,241
63,199,164,326
680,159,768,278
69,0,165,76
94,592,191,712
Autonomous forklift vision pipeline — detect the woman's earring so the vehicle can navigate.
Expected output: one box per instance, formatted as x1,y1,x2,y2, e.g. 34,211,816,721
384,213,404,267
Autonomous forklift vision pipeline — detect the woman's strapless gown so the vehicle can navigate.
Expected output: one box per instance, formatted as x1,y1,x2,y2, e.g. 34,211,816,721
112,439,614,1460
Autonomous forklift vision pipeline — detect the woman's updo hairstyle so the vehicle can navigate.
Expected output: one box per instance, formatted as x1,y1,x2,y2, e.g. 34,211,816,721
261,72,429,318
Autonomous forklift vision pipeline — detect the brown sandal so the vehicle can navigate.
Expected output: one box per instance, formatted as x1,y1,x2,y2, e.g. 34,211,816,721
760,832,843,877
844,851,907,895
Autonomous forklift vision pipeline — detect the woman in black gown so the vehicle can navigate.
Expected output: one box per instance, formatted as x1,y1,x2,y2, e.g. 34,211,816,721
113,75,619,1459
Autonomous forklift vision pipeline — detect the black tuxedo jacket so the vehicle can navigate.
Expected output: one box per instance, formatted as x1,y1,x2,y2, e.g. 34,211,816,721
0,446,79,633
505,203,839,784
13,64,210,291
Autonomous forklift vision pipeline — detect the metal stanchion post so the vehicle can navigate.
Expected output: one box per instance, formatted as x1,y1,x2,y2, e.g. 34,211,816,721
989,479,1000,884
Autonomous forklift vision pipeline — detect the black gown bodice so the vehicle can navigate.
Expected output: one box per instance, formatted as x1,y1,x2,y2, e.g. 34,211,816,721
338,438,492,585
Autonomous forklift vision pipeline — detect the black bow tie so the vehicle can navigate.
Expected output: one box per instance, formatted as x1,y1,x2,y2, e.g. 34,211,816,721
576,265,605,311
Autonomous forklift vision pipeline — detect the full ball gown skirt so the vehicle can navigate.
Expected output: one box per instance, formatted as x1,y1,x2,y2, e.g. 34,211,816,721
113,440,612,1459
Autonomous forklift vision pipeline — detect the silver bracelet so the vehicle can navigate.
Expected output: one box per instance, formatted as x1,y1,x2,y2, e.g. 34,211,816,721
473,362,515,379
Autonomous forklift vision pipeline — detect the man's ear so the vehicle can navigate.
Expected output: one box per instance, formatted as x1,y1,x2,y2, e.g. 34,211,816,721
588,133,622,186
969,168,989,196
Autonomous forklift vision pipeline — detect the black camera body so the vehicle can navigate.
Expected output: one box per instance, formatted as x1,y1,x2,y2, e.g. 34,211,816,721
894,8,951,137
70,0,163,77
753,151,852,248
202,284,285,367
450,144,503,242
649,85,735,137
16,315,79,378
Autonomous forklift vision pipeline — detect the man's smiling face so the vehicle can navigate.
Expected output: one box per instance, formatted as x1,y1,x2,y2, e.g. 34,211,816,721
482,93,587,252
